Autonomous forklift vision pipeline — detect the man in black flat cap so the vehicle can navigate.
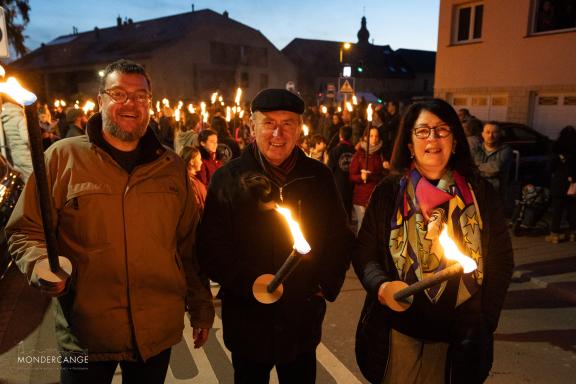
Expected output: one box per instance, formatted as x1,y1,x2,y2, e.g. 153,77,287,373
197,89,353,383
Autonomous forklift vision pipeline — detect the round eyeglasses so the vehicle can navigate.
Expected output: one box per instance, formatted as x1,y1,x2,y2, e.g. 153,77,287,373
102,88,151,104
412,125,452,139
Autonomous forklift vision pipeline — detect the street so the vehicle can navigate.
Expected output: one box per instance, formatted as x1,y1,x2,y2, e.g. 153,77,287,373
0,234,575,383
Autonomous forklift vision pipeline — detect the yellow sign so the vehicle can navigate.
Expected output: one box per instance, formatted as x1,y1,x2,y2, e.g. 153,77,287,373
340,80,354,94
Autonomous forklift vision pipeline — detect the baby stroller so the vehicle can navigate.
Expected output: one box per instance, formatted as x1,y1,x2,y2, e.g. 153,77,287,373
511,184,550,236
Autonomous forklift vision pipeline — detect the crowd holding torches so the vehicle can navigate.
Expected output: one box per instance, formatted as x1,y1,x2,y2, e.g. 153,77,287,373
253,205,311,304
381,225,478,312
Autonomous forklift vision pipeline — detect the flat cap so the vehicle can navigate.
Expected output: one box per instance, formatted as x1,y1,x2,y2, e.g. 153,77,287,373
250,88,305,114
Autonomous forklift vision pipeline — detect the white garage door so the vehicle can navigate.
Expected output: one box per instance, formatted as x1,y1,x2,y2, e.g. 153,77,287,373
451,94,508,122
532,94,576,140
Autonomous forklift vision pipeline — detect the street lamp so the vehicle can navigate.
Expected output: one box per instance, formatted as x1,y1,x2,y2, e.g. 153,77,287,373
339,42,351,63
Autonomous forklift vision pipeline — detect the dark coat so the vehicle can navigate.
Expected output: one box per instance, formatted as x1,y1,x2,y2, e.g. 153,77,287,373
328,140,355,215
353,174,514,384
197,147,353,363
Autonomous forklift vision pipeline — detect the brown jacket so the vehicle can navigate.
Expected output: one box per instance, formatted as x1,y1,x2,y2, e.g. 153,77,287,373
6,115,214,361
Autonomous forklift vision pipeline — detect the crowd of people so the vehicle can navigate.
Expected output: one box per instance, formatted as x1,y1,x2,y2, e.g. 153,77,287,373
0,57,573,383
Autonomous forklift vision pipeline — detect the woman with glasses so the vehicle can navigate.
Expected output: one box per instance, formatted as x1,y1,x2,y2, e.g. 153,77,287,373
353,99,514,383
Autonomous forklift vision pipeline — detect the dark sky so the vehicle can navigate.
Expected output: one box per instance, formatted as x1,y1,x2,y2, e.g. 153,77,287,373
23,0,439,53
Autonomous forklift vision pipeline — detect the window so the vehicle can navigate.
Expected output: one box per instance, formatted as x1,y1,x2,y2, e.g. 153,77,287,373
453,2,484,43
532,0,576,34
240,72,249,88
259,73,268,89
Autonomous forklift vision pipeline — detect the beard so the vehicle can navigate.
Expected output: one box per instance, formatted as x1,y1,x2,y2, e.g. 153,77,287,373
103,117,148,142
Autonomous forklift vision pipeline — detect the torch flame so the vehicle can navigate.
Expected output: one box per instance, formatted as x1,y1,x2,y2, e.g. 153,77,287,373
211,92,218,104
302,124,309,136
367,103,373,122
174,108,181,122
0,77,37,106
82,100,95,114
346,102,353,112
225,106,231,122
235,88,242,105
352,95,358,105
438,227,477,273
321,105,327,114
187,103,195,114
275,205,311,255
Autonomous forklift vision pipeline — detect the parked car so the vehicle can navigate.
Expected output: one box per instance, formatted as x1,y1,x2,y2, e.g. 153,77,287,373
0,154,24,280
497,122,552,187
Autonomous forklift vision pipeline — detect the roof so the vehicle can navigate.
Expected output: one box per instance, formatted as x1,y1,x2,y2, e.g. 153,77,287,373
396,49,436,73
282,38,435,79
10,9,263,71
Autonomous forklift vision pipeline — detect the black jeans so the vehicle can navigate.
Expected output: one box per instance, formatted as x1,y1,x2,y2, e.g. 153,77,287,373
550,196,576,232
60,348,171,384
232,351,316,384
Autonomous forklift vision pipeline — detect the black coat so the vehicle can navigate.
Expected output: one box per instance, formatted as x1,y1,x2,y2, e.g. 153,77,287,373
353,174,514,384
197,147,353,363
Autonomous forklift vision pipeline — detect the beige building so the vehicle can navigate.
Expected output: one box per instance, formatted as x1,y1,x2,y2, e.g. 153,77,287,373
435,0,576,139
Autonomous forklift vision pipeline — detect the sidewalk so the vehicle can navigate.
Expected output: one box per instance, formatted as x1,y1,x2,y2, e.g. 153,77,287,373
509,231,576,302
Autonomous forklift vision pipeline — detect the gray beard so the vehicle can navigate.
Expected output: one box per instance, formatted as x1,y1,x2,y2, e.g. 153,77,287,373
103,120,147,142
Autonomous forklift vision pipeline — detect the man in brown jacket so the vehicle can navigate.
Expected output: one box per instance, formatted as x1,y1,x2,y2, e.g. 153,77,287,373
6,59,214,384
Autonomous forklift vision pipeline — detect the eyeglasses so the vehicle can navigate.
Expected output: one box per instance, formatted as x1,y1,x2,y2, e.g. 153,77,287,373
101,88,151,104
413,124,452,139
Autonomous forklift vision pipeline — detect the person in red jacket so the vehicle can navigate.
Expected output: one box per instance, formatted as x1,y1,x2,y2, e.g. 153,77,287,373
198,128,221,187
349,126,386,234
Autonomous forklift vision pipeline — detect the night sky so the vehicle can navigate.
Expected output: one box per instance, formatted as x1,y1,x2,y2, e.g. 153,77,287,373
22,0,439,55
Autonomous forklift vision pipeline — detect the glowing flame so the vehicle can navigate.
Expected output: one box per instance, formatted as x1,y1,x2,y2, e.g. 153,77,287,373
438,226,477,273
200,101,206,114
367,103,373,122
352,95,358,105
226,106,231,122
162,98,170,107
155,101,161,112
211,92,218,104
0,65,5,78
346,102,353,112
275,205,311,255
203,111,209,123
82,100,95,114
188,104,195,114
337,106,342,113
60,100,67,107
235,88,242,105
174,108,181,122
149,108,154,116
302,124,309,136
177,100,183,110
321,105,327,114
54,99,60,108
0,77,37,106
239,110,245,118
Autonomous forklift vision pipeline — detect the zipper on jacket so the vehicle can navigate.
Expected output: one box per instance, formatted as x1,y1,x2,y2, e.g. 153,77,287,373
275,175,316,203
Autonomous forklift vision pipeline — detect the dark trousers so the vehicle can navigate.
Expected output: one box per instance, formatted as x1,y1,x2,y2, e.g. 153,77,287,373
550,196,576,232
60,348,171,384
232,351,316,384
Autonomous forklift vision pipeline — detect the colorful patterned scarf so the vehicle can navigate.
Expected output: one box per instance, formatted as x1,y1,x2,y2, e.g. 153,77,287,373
389,167,483,306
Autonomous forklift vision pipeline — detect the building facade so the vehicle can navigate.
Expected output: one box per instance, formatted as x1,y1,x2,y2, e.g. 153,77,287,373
282,17,435,105
8,10,297,104
435,0,576,139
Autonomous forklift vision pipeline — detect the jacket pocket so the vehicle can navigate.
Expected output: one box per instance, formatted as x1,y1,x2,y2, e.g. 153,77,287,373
60,183,116,247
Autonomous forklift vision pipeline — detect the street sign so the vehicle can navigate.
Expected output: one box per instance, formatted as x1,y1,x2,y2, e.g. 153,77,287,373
326,82,336,98
0,8,8,58
339,78,355,94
